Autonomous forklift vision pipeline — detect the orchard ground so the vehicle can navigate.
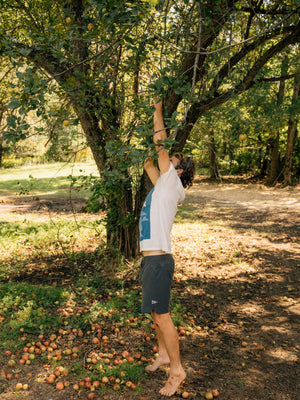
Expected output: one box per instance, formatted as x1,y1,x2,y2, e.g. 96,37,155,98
0,176,299,400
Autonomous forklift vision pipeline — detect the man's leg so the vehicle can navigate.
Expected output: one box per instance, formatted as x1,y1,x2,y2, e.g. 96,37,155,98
152,311,186,397
145,311,170,372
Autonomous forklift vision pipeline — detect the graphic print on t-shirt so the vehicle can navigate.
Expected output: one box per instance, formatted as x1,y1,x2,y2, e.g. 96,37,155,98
139,188,154,241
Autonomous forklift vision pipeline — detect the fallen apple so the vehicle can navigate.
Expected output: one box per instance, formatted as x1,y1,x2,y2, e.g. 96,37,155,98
122,350,129,358
62,120,70,127
56,381,64,390
7,359,15,367
46,375,56,384
92,337,100,345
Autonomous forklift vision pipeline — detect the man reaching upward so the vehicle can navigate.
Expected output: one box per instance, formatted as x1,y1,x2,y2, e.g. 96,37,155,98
139,100,195,396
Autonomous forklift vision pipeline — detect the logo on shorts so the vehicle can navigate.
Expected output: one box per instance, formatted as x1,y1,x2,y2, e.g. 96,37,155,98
151,300,158,305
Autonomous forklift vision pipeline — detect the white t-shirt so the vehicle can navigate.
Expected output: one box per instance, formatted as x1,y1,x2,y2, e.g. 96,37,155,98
139,163,185,254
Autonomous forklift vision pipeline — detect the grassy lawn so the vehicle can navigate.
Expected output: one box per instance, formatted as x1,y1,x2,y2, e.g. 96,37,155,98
0,163,103,271
0,162,99,198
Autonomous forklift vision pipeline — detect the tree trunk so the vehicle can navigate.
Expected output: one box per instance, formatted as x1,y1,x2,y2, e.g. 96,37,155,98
208,131,219,179
260,154,269,178
266,133,280,185
267,55,288,185
0,140,3,167
284,74,300,185
0,108,3,167
106,172,151,260
73,101,107,173
106,185,138,260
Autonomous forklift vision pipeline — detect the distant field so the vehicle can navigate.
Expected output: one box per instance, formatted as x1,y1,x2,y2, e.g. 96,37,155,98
0,162,99,198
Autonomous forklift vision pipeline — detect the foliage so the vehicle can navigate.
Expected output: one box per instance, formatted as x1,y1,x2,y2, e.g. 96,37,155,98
191,54,300,179
0,0,299,257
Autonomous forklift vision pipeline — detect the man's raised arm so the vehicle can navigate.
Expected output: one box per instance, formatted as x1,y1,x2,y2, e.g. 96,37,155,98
153,101,171,175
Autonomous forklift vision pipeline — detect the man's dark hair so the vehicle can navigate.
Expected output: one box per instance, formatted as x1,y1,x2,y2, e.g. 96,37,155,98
173,152,195,188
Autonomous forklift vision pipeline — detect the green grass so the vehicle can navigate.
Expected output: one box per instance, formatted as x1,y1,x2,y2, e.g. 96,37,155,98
175,203,202,223
0,218,104,270
0,162,104,267
0,162,99,198
0,282,68,349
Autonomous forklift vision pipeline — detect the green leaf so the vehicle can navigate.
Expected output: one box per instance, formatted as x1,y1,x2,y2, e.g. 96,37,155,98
18,47,32,56
6,115,17,128
7,97,21,109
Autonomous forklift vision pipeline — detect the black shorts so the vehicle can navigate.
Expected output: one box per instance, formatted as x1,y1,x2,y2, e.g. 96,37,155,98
139,254,175,315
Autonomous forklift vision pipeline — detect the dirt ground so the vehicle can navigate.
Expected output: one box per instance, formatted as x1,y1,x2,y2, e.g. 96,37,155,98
170,180,300,400
0,178,299,400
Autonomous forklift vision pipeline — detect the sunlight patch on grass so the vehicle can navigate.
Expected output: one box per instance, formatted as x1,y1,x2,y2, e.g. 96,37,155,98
0,162,98,181
0,162,99,198
0,217,104,266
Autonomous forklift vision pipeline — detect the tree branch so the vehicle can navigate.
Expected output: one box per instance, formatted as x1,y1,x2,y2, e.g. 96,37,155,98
209,25,295,95
165,0,238,117
240,5,299,15
164,2,298,118
173,20,300,151
257,74,297,83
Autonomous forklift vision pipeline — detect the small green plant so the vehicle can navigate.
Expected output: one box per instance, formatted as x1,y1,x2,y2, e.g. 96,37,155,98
121,361,145,382
17,174,36,195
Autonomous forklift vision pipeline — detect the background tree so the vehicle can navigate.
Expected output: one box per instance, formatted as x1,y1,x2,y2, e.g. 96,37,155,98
284,72,300,185
0,0,299,258
266,54,289,186
0,57,19,167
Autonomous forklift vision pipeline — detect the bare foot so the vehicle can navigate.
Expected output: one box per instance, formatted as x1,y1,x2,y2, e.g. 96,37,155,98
159,368,186,397
145,355,170,372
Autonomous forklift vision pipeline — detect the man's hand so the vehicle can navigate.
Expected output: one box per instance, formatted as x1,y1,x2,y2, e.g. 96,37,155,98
153,99,163,114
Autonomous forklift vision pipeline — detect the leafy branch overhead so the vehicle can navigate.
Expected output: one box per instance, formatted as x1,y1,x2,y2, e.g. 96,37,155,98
0,0,299,257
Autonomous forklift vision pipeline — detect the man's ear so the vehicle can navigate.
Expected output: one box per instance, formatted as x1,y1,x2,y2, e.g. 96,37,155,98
176,168,184,177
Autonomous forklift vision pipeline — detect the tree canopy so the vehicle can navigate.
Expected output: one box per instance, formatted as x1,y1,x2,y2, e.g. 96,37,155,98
0,0,299,258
